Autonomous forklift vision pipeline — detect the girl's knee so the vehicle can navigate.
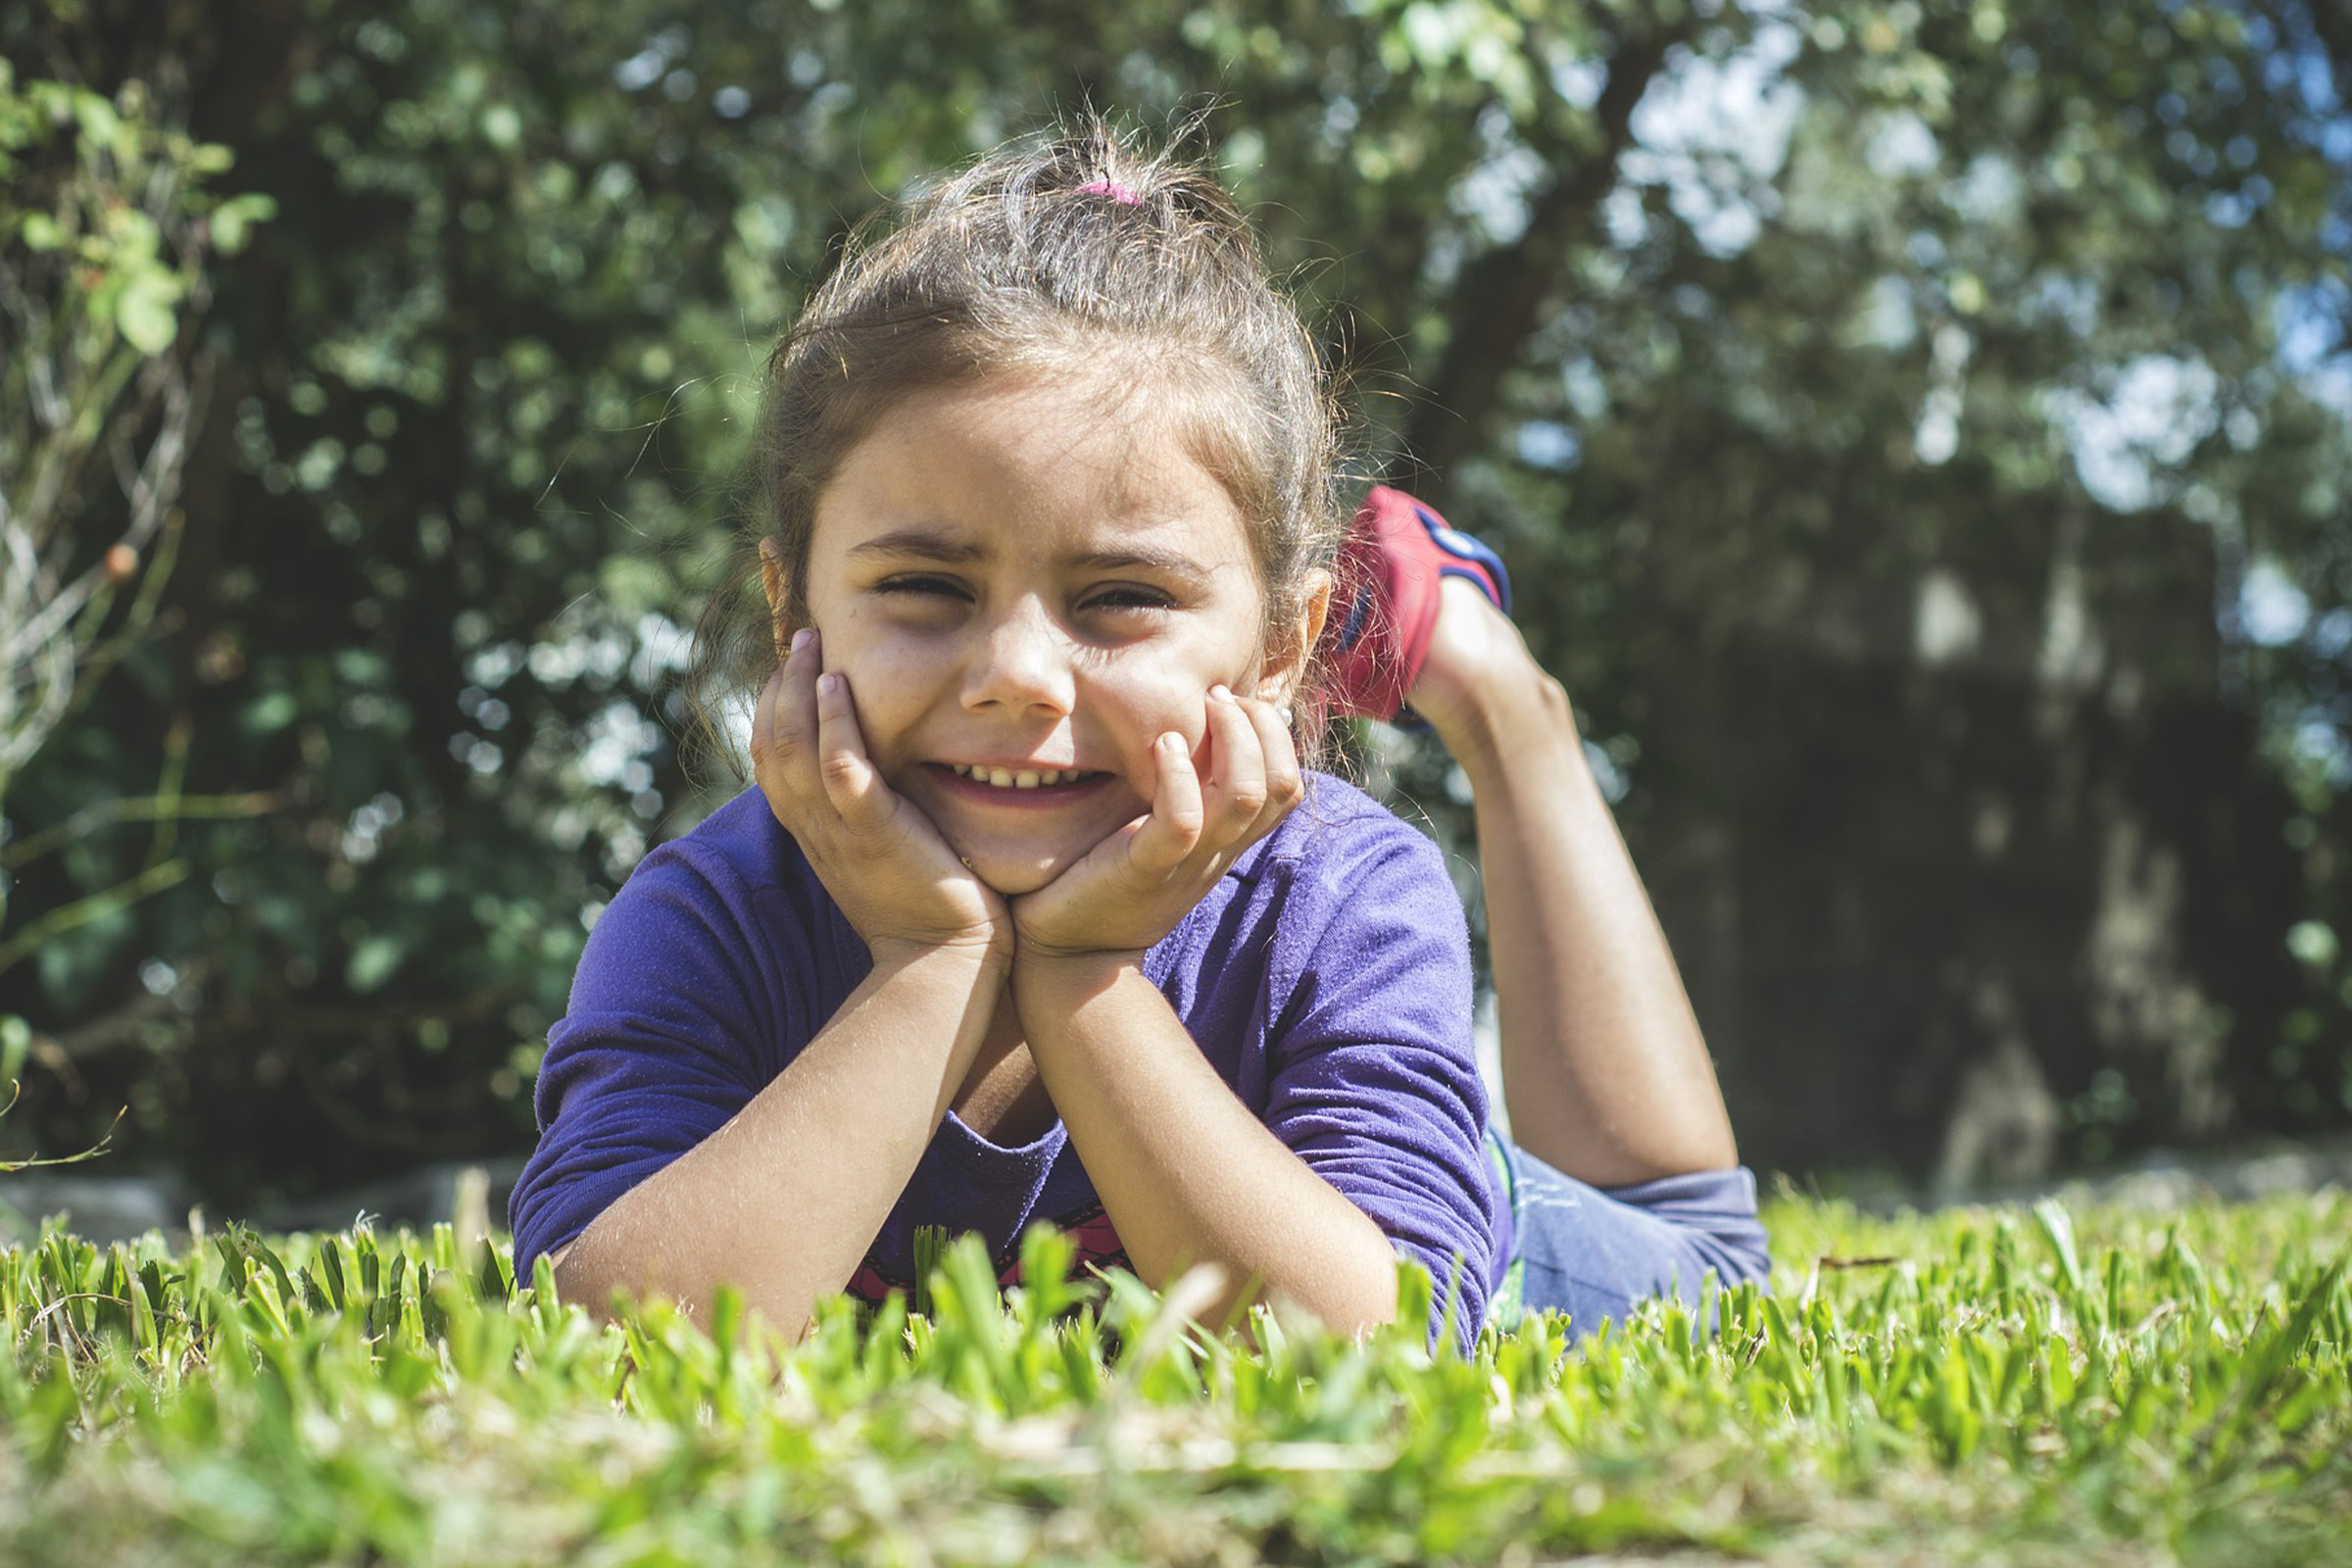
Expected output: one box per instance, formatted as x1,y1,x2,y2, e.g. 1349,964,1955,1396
1607,1165,1772,1292
1698,1219,1773,1289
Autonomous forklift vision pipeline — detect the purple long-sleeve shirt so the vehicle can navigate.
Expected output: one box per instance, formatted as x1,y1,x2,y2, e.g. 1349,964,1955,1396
511,772,1508,1347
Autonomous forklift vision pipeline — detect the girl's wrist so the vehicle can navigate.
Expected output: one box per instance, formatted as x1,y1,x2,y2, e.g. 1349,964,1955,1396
867,930,1014,984
1009,943,1147,1004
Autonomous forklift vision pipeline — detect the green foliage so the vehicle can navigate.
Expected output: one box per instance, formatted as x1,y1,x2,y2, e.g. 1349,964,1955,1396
0,54,271,1125
0,64,242,369
0,46,277,1091
0,55,256,804
1,1194,2347,1564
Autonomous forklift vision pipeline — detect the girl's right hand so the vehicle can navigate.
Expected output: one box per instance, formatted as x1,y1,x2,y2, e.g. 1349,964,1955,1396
751,629,1011,967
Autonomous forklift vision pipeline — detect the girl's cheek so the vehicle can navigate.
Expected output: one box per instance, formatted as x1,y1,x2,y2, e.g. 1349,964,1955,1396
1130,684,1219,780
1100,664,1208,744
822,638,925,753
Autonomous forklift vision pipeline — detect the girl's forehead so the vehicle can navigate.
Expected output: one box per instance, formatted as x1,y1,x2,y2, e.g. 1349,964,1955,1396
814,373,1259,569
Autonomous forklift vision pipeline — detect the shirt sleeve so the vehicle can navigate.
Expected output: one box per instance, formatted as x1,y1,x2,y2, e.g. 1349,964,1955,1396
1258,816,1500,1353
507,827,850,1276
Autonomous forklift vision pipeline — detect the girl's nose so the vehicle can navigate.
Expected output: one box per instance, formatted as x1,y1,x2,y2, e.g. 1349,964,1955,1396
962,600,1077,715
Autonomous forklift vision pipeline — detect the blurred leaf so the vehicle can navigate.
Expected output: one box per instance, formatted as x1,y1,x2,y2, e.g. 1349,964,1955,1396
346,933,407,995
112,267,180,354
209,191,276,256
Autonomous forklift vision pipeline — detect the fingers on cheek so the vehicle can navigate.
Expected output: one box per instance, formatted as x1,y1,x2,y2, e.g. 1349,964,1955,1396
770,694,807,760
1251,703,1304,808
1183,709,1216,773
1222,769,1270,823
761,680,823,787
1198,686,1240,763
1157,734,1206,838
1206,694,1268,820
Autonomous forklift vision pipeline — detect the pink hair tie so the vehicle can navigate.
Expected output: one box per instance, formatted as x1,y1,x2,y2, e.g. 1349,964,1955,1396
1078,177,1143,206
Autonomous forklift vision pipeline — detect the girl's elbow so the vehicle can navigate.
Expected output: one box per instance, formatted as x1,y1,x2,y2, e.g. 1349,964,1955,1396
1341,1248,1404,1337
1279,1238,1404,1341
545,1240,634,1326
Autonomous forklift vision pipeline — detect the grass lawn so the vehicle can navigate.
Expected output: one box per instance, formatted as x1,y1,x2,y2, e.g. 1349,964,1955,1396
1,1187,2345,1566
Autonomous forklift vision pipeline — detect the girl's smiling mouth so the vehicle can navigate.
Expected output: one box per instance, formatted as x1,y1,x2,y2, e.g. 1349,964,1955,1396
927,761,1119,803
943,762,1103,789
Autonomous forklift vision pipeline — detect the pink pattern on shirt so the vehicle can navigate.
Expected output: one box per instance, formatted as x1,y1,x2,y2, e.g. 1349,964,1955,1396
845,1204,1129,1304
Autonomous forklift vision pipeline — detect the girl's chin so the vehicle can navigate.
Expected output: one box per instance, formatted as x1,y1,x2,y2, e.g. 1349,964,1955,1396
917,781,1144,895
967,863,1059,897
951,839,1083,896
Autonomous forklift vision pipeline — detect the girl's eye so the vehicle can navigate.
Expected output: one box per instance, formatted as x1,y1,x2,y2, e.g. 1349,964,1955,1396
1083,585,1177,613
875,574,969,602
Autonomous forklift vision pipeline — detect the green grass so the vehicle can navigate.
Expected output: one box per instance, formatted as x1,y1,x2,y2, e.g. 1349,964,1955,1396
1,1191,2346,1566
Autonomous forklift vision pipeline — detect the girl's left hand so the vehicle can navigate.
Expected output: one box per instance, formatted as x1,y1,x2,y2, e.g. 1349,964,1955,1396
1009,685,1302,963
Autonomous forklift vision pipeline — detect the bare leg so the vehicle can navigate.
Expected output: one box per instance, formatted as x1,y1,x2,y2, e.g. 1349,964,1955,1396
1408,579,1739,1187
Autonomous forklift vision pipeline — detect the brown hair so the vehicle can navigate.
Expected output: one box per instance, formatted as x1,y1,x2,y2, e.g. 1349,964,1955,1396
685,116,1348,777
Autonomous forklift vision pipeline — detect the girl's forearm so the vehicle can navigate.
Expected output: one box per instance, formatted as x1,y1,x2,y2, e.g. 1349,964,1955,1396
1012,956,1399,1336
553,944,1005,1338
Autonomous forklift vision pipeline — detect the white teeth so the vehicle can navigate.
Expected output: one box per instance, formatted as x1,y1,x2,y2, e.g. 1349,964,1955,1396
952,764,1085,788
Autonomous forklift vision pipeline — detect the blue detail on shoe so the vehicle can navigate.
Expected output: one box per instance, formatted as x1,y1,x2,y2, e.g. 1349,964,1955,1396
1414,505,1512,614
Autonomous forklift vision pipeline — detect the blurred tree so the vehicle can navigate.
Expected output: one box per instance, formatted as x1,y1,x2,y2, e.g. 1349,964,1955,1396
0,50,272,1102
0,0,2343,1195
1506,0,2349,1182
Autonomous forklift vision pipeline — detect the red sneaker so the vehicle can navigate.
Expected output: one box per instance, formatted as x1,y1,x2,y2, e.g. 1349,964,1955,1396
1317,485,1512,724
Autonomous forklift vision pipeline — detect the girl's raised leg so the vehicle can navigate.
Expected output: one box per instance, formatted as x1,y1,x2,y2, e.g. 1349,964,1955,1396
1406,579,1740,1189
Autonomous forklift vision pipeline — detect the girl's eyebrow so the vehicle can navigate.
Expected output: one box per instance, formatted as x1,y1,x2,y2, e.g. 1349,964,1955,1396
847,530,1211,581
1069,547,1209,579
845,529,988,564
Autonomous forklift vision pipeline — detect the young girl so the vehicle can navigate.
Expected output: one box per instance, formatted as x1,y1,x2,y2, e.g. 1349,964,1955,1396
509,124,1767,1351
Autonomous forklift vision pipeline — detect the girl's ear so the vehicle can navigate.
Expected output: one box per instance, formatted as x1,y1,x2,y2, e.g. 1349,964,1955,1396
1253,569,1333,707
757,538,791,661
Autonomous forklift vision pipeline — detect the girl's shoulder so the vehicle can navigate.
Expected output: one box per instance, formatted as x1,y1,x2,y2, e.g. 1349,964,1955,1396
636,786,813,895
576,786,864,1024
599,786,844,955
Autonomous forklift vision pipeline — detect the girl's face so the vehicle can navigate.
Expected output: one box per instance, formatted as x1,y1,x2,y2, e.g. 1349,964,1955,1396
787,372,1322,895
